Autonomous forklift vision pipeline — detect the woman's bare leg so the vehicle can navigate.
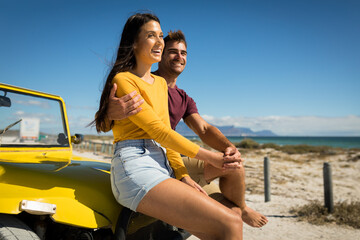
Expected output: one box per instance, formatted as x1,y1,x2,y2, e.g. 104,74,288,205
204,162,268,228
136,178,243,240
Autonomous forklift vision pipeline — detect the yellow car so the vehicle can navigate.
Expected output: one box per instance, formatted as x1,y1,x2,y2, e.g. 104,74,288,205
0,83,190,240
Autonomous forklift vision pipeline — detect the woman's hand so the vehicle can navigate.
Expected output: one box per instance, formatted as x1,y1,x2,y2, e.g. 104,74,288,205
181,176,208,196
223,146,244,169
195,148,242,170
224,147,243,165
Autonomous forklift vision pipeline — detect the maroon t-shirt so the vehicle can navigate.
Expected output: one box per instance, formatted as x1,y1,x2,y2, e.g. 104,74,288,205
168,85,198,130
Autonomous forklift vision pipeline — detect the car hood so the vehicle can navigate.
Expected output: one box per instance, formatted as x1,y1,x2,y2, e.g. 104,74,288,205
0,151,121,230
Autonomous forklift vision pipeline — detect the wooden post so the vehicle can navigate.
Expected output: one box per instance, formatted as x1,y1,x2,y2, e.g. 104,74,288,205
264,156,271,202
323,162,334,213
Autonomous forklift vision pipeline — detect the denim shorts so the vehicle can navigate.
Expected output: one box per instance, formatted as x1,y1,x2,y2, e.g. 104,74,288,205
110,139,175,211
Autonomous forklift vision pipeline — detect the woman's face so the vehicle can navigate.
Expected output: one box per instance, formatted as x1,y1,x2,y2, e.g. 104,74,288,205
133,20,164,66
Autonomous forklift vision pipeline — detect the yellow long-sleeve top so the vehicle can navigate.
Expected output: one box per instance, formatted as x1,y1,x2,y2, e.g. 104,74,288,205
110,72,200,180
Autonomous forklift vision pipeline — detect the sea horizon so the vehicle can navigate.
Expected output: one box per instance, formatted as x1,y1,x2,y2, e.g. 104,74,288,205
184,136,360,149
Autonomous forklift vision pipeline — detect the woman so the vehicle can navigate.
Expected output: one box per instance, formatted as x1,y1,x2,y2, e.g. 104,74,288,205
93,13,243,239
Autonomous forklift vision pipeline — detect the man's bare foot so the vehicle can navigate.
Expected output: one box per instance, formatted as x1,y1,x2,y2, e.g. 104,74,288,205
242,206,268,228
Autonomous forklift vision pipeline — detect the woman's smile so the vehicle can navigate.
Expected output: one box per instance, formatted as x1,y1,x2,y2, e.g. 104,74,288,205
134,20,164,65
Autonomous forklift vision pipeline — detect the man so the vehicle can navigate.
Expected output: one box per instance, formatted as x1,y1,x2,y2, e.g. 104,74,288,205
106,31,267,228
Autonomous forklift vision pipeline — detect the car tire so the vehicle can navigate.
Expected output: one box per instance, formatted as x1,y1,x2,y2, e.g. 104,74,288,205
0,214,40,240
114,207,132,240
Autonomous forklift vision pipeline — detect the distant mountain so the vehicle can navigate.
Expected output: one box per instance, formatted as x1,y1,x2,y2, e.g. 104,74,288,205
175,122,277,137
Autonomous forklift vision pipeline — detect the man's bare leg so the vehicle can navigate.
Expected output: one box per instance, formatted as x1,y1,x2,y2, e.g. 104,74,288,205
204,162,268,228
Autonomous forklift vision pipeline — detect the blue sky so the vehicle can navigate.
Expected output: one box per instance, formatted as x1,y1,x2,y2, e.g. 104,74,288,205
1,0,359,136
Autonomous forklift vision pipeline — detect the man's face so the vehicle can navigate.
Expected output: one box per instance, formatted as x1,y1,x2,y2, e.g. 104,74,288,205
159,41,187,75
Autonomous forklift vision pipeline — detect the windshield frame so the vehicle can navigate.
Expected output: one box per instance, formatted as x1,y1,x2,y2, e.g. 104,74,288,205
0,85,70,148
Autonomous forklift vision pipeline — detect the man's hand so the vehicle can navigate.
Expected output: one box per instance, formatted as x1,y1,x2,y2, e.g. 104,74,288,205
181,176,208,196
223,146,244,168
107,83,144,121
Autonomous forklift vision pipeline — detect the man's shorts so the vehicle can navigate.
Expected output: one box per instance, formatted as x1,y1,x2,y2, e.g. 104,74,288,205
182,156,224,203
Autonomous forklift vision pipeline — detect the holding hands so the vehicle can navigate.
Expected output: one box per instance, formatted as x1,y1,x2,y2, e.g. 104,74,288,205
195,147,243,171
223,146,243,169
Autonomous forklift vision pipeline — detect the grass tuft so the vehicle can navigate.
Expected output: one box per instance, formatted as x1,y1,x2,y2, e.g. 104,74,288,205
290,201,360,229
348,154,360,162
235,139,260,149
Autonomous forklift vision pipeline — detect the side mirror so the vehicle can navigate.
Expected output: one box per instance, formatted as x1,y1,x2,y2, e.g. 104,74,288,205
0,95,11,107
71,134,84,144
57,133,68,145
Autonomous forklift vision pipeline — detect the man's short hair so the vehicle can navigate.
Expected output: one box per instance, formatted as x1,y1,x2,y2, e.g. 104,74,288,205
164,30,187,48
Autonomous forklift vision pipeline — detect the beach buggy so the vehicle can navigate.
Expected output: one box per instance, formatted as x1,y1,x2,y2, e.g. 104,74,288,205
0,83,190,239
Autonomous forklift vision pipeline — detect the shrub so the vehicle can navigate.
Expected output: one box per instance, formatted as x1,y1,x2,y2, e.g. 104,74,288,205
280,144,314,154
235,139,260,149
277,144,335,155
290,201,360,229
261,143,280,150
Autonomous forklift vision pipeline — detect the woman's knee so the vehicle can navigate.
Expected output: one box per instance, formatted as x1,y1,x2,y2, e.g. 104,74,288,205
228,213,243,233
216,212,243,239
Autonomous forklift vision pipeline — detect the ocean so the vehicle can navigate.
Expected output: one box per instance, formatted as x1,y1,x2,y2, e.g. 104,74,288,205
185,136,360,149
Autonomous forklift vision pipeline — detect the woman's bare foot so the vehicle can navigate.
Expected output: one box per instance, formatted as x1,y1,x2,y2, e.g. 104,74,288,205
242,206,268,228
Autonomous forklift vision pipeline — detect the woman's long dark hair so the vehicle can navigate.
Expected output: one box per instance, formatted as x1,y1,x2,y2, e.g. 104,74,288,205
91,13,160,133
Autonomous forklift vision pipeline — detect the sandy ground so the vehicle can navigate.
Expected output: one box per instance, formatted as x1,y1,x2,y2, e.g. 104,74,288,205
73,147,360,239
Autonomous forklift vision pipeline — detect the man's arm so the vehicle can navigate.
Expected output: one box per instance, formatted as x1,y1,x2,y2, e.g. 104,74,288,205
184,113,241,161
105,83,144,128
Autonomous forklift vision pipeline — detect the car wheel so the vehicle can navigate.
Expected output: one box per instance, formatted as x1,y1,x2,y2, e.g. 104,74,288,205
0,214,40,240
114,207,132,240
